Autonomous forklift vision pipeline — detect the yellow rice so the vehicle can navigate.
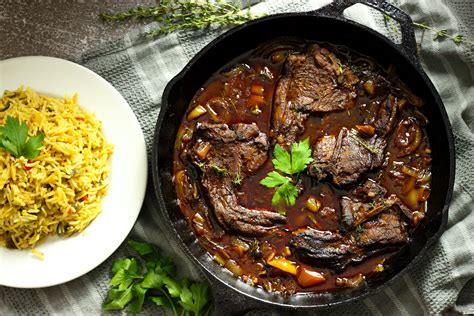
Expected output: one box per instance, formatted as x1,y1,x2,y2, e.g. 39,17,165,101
0,87,114,249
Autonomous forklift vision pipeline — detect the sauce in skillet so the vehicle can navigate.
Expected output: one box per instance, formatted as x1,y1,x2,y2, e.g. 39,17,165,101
173,38,431,294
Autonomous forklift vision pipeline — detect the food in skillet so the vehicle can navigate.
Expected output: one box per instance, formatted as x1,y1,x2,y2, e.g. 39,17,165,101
0,87,114,253
173,39,431,293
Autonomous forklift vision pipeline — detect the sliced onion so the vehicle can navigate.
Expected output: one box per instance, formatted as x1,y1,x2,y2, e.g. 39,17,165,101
401,165,419,178
335,274,365,288
395,119,422,156
186,105,207,121
418,186,430,202
412,211,425,225
346,274,365,288
401,176,416,194
418,171,431,184
405,188,420,211
306,196,321,213
175,170,188,202
204,97,235,123
225,259,243,277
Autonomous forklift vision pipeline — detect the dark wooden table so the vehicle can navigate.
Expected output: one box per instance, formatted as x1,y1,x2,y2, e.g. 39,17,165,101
1,1,155,60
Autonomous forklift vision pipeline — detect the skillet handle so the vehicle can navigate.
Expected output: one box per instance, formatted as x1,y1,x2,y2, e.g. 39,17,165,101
316,0,419,66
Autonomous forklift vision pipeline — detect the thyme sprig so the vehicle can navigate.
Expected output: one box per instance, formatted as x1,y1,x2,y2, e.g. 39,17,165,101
412,21,474,47
100,0,265,37
382,14,473,47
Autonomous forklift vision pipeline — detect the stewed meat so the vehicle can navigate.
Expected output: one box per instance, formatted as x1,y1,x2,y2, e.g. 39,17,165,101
289,229,357,271
374,94,398,136
357,213,409,249
341,179,415,227
290,213,408,271
189,122,286,236
271,44,356,149
308,128,386,186
352,178,387,200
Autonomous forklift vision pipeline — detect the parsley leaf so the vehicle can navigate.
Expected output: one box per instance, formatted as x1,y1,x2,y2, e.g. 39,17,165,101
272,181,299,206
260,171,289,188
128,284,148,313
102,286,134,310
291,138,313,174
0,116,44,159
162,275,182,298
178,282,210,315
272,144,292,174
128,239,155,255
260,139,313,207
109,258,143,291
150,295,173,309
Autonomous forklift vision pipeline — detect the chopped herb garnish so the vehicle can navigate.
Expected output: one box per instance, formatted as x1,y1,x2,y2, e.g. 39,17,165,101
210,164,228,177
374,263,385,272
0,116,44,159
349,130,377,154
260,139,313,207
232,170,242,186
368,200,377,209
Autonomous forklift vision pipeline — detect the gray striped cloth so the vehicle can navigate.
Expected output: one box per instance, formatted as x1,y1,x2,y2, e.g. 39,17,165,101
1,0,473,315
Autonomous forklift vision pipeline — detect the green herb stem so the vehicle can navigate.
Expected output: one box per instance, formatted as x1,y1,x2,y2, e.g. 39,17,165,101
100,1,265,37
349,131,377,154
160,288,178,316
412,21,474,46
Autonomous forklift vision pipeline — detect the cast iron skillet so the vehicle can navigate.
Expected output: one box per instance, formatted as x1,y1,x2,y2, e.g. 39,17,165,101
152,0,455,313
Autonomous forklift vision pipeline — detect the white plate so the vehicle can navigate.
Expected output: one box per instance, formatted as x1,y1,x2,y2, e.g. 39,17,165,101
0,56,147,288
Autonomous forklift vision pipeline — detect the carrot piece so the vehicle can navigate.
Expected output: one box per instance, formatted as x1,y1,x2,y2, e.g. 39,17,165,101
363,80,375,95
355,124,375,136
296,266,326,287
248,94,265,104
251,84,265,95
267,257,297,275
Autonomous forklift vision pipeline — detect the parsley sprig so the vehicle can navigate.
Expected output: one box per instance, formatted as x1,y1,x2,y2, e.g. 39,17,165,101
0,116,44,160
103,240,211,315
260,139,313,206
